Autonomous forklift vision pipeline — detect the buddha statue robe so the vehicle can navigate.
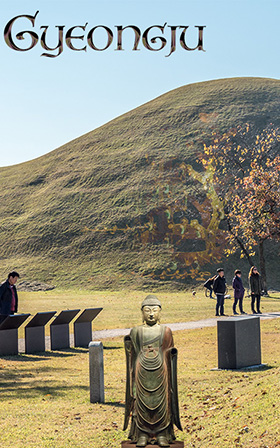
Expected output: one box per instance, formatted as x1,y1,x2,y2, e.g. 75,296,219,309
123,323,182,444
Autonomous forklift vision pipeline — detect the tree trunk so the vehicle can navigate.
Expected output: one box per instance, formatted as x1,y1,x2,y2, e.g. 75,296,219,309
226,217,254,266
258,239,268,294
236,236,254,267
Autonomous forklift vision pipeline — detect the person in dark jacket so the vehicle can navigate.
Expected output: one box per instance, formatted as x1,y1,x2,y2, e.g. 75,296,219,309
213,268,226,316
249,266,263,314
232,269,246,315
204,275,216,298
0,271,20,317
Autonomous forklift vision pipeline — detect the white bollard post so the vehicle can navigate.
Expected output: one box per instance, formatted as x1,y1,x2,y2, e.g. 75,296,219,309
89,341,105,403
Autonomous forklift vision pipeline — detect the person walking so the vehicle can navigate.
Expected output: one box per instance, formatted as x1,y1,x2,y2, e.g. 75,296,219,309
203,275,216,298
232,269,246,315
213,268,226,316
249,266,263,314
0,271,20,316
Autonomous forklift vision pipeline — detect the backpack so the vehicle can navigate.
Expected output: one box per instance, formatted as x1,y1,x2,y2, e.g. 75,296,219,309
204,277,214,289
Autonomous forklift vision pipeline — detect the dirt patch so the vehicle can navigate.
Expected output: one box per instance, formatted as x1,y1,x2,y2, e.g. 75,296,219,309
17,280,55,291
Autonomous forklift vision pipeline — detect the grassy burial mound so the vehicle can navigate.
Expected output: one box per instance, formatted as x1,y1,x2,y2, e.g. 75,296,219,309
0,77,280,289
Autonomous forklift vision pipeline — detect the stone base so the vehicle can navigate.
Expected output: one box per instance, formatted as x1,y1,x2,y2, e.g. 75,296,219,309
211,363,267,371
121,441,184,447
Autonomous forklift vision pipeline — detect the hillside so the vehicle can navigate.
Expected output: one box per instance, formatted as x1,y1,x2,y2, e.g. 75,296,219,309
0,77,280,289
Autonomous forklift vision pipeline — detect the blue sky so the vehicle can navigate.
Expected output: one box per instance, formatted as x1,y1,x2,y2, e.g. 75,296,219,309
0,0,279,167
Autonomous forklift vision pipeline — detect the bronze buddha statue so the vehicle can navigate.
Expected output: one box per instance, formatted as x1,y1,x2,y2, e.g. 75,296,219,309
123,295,182,447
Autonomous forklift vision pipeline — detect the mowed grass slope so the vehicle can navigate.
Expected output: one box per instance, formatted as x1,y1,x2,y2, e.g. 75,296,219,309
0,77,280,288
0,318,279,447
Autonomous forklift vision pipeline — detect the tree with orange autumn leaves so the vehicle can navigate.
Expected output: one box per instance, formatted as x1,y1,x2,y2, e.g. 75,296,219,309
200,124,280,293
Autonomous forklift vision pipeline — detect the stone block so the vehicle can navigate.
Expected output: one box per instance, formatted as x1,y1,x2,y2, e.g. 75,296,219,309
0,314,30,356
89,341,105,403
0,328,18,355
217,316,261,369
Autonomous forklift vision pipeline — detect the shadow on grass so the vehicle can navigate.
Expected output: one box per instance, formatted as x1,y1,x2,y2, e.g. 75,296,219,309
0,364,69,389
2,347,88,362
237,363,274,372
213,364,274,372
1,354,53,362
0,383,89,399
104,401,125,408
103,346,122,350
44,347,88,355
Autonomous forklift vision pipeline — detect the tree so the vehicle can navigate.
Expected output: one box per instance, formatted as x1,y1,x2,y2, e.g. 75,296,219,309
200,124,280,292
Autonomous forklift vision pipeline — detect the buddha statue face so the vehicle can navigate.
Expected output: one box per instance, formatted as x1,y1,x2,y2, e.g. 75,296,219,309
142,305,161,326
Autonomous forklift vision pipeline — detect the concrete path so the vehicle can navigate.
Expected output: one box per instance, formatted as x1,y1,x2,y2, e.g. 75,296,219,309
92,311,280,340
18,311,280,353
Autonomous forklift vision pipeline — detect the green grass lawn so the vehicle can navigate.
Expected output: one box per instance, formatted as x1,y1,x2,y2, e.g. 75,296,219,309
0,316,280,447
17,288,280,338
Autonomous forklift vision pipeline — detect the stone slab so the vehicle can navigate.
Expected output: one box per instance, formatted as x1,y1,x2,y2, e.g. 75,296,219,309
25,326,46,354
0,328,19,356
51,309,80,326
25,311,56,328
217,316,261,369
74,321,92,347
0,313,30,330
89,341,104,403
74,308,103,347
74,308,102,324
121,441,184,447
50,323,70,350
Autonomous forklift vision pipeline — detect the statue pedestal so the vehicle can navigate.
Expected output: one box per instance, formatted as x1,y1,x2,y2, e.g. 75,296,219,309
121,442,184,447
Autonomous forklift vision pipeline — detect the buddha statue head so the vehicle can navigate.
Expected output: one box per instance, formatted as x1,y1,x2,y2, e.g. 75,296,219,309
141,295,162,326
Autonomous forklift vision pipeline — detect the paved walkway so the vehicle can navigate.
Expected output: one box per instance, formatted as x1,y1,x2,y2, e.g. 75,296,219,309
18,311,280,352
91,311,280,340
